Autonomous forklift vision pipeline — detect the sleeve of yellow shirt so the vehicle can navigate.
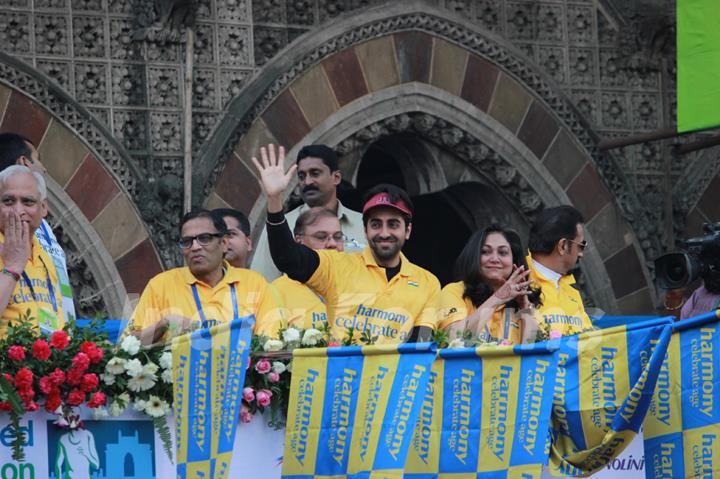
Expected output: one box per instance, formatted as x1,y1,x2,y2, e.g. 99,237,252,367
306,249,340,299
129,280,166,332
415,274,441,329
438,281,469,330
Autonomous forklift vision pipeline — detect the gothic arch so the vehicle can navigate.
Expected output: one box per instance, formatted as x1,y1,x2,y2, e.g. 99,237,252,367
0,57,163,312
199,1,657,313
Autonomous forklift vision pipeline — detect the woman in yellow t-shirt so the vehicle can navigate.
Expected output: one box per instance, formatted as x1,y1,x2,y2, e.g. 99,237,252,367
440,225,541,344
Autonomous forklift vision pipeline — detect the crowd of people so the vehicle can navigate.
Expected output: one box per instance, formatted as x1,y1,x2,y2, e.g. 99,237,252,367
0,133,606,346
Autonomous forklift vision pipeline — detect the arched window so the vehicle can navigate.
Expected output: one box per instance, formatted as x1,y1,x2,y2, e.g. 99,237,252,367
124,453,135,476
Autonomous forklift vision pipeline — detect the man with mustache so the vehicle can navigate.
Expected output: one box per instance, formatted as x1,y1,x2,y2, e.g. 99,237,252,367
127,209,279,345
527,205,593,336
253,144,440,344
250,144,365,280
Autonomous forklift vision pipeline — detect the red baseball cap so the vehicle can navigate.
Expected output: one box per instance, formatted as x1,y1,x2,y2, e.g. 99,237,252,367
362,192,413,217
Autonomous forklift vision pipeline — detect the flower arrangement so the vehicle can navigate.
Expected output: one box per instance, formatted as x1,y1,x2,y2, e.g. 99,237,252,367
95,334,174,460
0,313,173,461
242,323,375,427
0,312,113,460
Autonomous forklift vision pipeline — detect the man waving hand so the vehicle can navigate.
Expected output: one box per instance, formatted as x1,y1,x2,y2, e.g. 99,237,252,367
253,144,440,344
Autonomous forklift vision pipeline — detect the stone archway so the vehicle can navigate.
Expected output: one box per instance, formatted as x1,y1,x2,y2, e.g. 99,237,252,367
0,57,163,316
199,2,658,314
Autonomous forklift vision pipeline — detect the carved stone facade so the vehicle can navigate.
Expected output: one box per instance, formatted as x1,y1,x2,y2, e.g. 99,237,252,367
0,0,716,315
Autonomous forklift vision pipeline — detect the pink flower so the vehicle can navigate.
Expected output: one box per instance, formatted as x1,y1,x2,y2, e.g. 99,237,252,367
242,387,255,402
239,405,252,423
549,330,562,340
268,372,280,383
72,352,90,371
8,345,26,361
32,340,51,360
500,339,512,346
255,359,271,374
50,331,69,350
39,376,54,394
24,401,39,412
256,389,272,407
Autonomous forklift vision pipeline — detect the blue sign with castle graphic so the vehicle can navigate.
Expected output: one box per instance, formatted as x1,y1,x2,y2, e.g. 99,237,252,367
47,420,156,479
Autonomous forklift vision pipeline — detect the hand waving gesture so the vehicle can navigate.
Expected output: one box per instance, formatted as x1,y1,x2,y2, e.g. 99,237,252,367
251,144,297,200
492,265,532,304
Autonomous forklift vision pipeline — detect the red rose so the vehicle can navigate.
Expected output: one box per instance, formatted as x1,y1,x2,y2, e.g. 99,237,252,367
39,376,54,394
66,368,83,386
14,368,33,389
87,392,106,408
8,345,26,361
81,373,99,392
0,402,12,411
32,339,51,360
23,401,38,412
50,331,70,350
72,352,90,371
80,342,104,364
3,373,12,383
45,393,61,413
67,389,85,406
18,388,35,403
49,368,65,386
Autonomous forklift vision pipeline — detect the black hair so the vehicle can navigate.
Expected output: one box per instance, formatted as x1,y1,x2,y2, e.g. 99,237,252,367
361,183,414,226
293,207,338,236
455,224,542,309
212,208,250,236
0,132,33,171
296,144,339,172
180,208,228,236
528,205,585,254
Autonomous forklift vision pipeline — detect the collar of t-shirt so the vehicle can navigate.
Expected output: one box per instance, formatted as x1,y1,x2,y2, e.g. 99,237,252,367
297,199,349,222
532,258,562,289
384,261,401,282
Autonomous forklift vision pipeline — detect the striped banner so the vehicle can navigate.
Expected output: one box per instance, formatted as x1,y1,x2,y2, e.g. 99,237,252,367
404,342,559,478
172,315,255,479
282,342,437,479
643,309,720,479
548,317,674,476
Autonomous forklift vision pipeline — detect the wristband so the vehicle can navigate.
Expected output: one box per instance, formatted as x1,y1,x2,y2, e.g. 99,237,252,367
1,267,20,282
266,217,287,226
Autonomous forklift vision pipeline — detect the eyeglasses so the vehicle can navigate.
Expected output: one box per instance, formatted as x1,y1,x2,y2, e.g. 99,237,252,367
298,232,347,243
566,238,588,252
177,232,224,249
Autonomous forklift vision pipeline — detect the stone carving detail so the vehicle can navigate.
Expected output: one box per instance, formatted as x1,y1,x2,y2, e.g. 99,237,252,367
336,112,545,220
75,62,108,105
136,171,184,267
45,211,108,319
36,15,70,55
72,16,107,58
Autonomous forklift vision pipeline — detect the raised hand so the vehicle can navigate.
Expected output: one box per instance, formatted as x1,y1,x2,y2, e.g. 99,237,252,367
251,144,297,200
492,265,532,304
1,211,31,273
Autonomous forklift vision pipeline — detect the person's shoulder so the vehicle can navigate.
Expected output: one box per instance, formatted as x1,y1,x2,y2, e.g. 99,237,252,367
407,261,441,288
228,266,270,285
441,281,465,295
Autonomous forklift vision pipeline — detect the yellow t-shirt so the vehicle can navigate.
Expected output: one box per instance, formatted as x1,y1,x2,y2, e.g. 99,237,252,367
129,265,280,340
307,247,441,344
527,254,592,336
438,281,521,344
0,234,64,338
258,275,328,337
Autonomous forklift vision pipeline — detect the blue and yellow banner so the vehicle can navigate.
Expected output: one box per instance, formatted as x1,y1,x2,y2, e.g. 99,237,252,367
548,317,674,477
643,309,720,479
282,342,437,479
172,315,255,479
404,341,559,478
